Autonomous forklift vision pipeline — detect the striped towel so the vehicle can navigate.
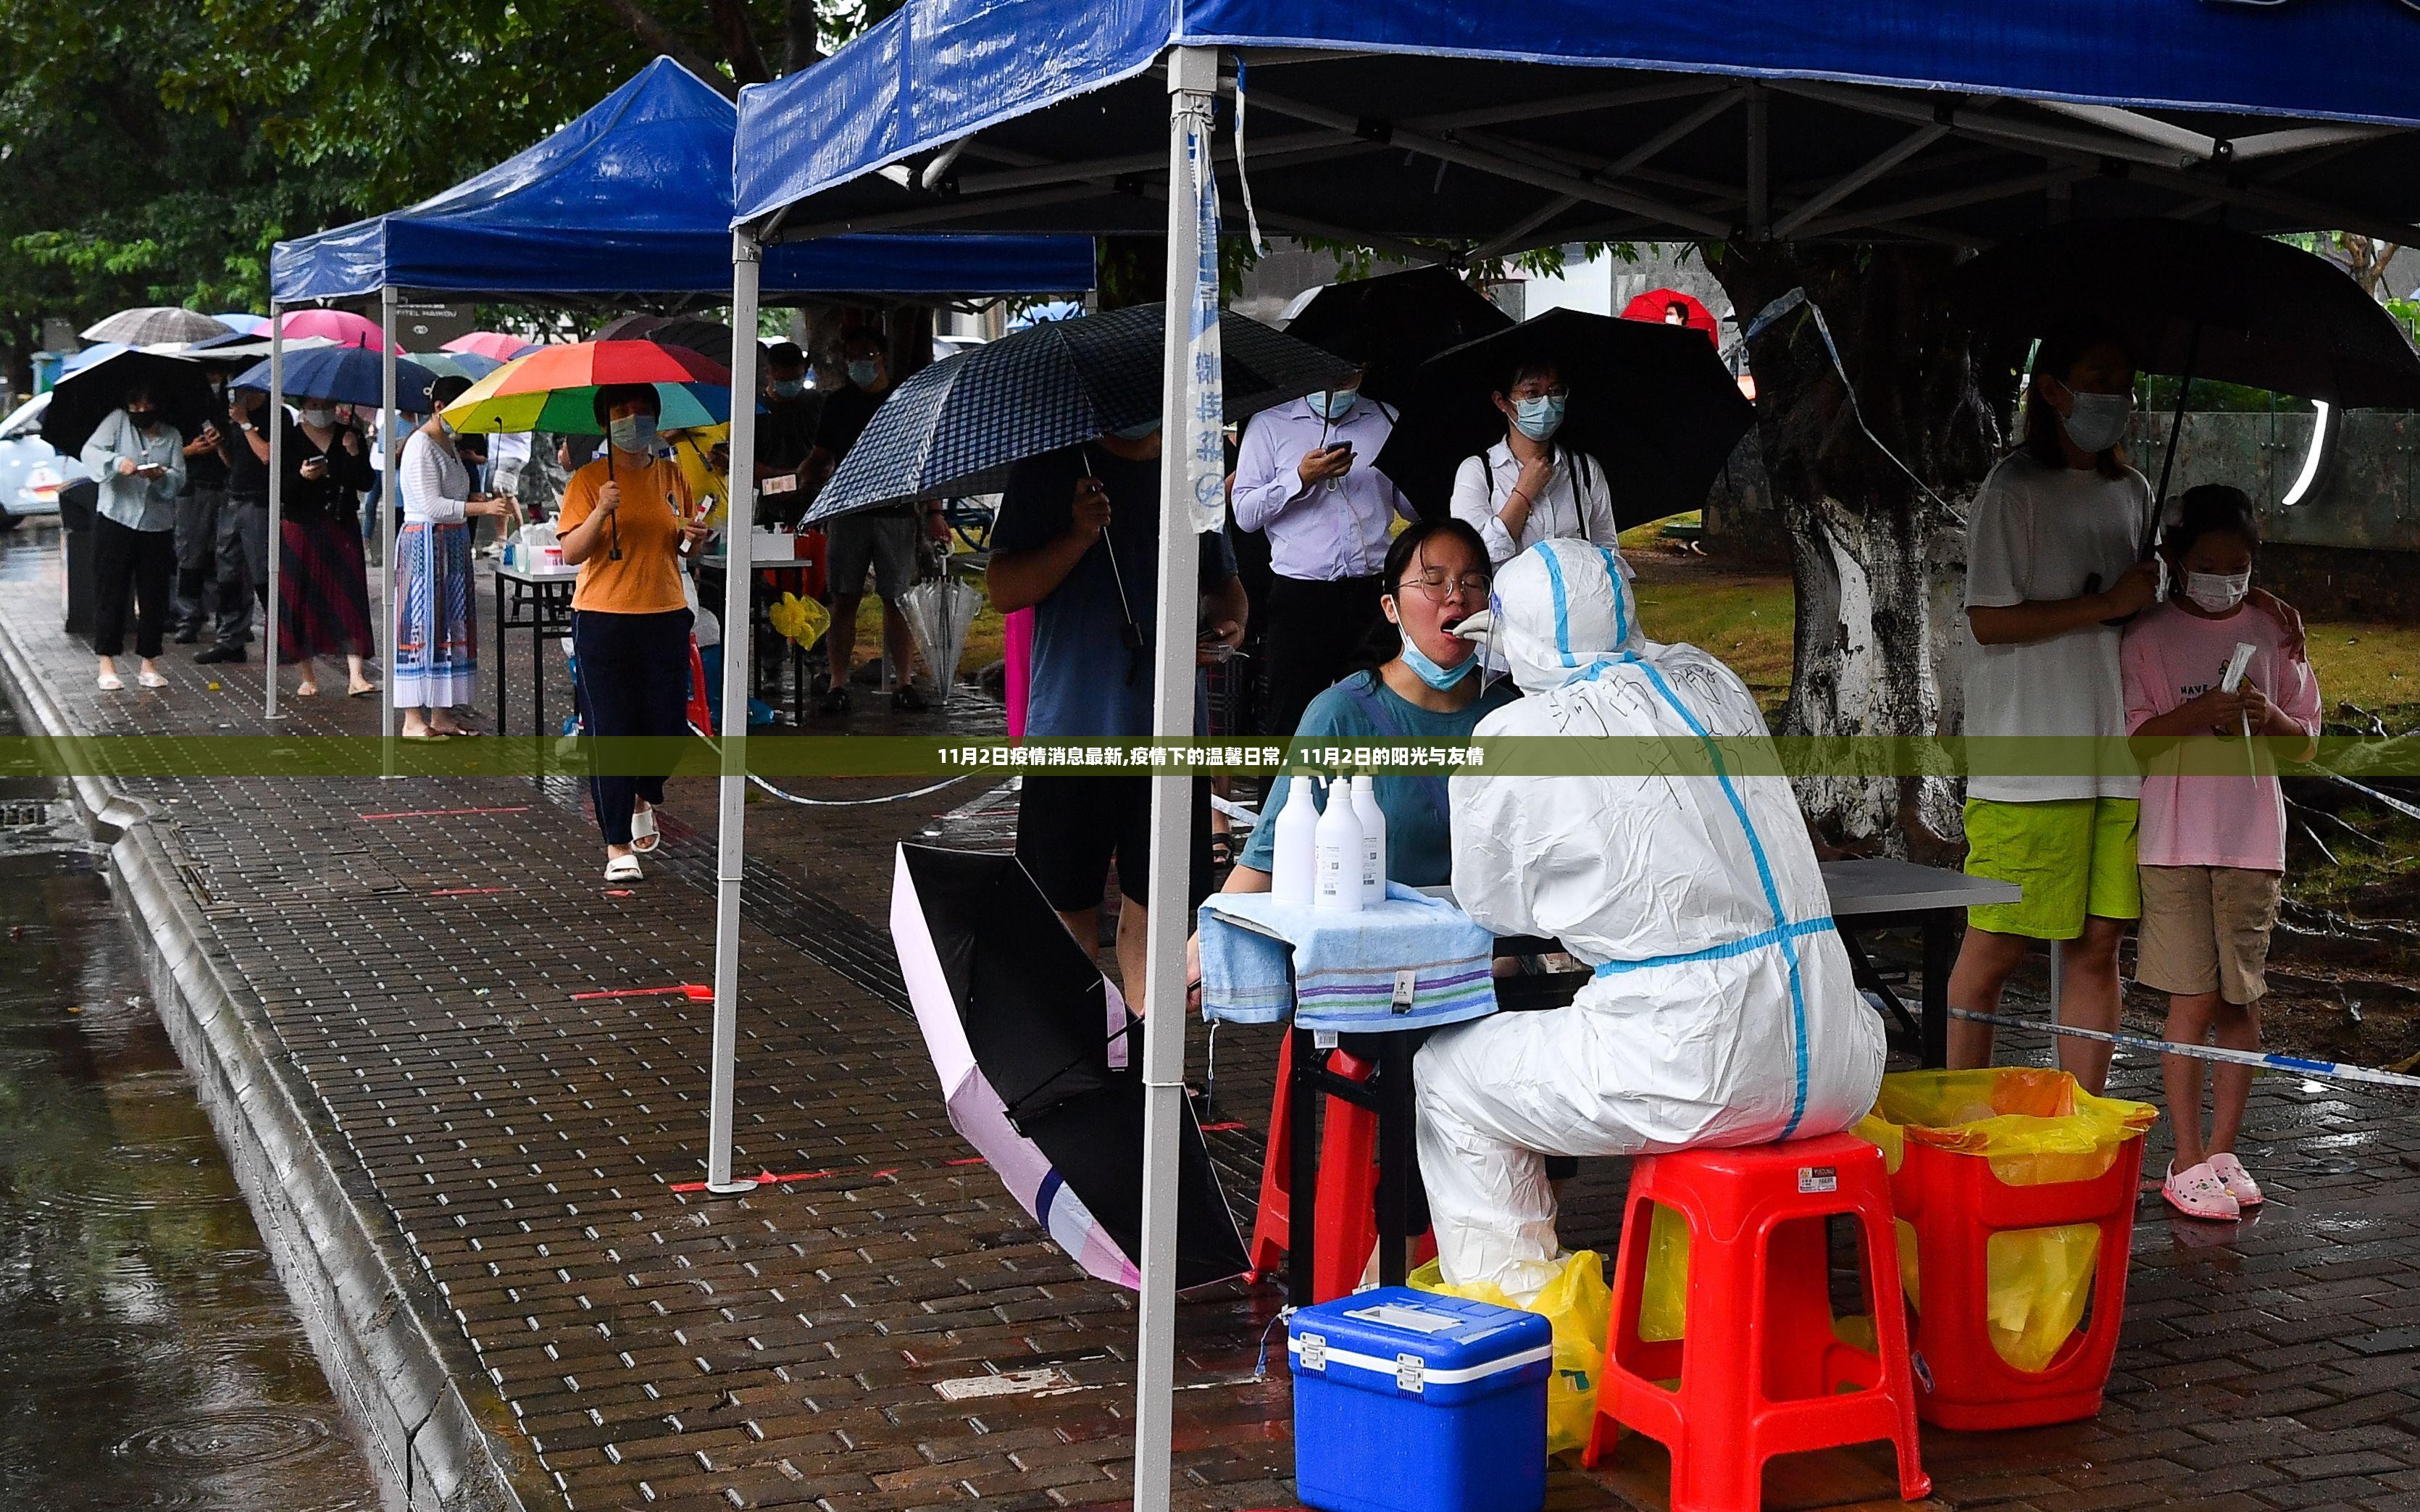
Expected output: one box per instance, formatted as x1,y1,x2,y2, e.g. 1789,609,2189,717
1197,885,1499,1032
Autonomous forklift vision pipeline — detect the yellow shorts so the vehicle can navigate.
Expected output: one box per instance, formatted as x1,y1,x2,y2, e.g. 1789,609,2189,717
1963,797,2140,941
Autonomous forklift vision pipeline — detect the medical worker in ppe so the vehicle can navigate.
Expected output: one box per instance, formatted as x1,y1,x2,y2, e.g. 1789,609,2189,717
1416,538,1885,1293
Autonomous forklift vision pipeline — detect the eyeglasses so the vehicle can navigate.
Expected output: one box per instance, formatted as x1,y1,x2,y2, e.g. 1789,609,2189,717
1398,568,1491,602
1509,385,1569,401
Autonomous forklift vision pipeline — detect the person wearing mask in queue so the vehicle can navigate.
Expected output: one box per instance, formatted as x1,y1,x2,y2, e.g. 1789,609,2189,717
806,329,932,714
170,364,249,659
555,385,711,882
278,396,379,698
751,341,821,525
220,382,280,656
988,419,1248,1013
1229,349,1422,739
80,382,184,691
1947,323,2295,1093
394,375,512,738
1448,358,1626,570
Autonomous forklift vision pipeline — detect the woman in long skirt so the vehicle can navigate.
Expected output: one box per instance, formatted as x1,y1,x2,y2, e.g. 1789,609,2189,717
279,404,379,696
396,376,510,737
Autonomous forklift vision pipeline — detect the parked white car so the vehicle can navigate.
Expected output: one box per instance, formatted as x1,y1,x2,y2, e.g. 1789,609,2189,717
0,393,92,526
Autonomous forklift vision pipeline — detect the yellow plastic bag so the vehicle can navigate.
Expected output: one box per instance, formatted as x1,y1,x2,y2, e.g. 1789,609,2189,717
1854,1069,2156,1373
767,591,831,651
1411,1250,1609,1457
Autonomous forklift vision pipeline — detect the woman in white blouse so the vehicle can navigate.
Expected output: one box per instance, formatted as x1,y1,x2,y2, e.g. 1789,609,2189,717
1448,358,1627,569
396,375,510,738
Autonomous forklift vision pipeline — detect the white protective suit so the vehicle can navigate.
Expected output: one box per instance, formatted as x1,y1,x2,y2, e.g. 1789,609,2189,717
1417,538,1885,1292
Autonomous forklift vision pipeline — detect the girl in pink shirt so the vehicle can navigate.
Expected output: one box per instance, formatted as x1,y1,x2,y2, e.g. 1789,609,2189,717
2121,485,2319,1222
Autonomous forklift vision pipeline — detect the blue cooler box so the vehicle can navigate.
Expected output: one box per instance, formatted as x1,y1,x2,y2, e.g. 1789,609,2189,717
1288,1287,1553,1512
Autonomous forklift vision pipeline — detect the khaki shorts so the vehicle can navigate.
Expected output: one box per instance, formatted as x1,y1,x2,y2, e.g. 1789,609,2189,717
2135,865,2283,1006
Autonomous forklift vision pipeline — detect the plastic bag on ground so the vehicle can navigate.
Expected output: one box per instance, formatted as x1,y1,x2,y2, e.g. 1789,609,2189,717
1411,1248,1609,1457
1853,1068,2156,1372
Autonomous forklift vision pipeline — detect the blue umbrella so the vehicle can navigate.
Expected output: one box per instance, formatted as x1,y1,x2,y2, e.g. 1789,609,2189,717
210,312,270,336
231,346,438,412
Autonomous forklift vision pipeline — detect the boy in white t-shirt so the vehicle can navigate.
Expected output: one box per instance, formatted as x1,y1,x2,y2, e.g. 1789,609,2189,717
1950,329,2161,1094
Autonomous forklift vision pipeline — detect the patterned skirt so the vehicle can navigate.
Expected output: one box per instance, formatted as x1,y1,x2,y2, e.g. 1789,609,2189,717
278,515,374,664
393,520,477,708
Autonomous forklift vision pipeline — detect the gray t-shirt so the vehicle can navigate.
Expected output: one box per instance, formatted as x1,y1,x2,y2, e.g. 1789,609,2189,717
1961,451,2156,803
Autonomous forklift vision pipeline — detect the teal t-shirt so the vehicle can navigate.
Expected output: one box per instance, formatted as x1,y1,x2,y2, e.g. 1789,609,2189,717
1239,671,1518,887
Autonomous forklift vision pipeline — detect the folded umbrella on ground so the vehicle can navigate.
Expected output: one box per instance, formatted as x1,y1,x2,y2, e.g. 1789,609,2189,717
890,843,1249,1291
230,346,439,412
807,303,1358,524
898,576,983,706
39,347,219,455
80,306,233,346
1951,219,2420,412
1375,306,1757,527
1279,264,1515,407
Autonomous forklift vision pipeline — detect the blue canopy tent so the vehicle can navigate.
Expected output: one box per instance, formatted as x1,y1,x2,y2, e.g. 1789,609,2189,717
259,56,1091,735
726,7,2420,1505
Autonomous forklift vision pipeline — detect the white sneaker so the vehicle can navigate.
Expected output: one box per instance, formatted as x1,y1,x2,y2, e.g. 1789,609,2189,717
2208,1153,2264,1208
2163,1161,2241,1222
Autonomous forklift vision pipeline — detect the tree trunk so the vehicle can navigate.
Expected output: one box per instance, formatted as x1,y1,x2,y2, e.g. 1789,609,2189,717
1704,243,2023,851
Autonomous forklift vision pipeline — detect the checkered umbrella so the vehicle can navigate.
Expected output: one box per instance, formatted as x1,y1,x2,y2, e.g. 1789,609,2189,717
79,306,233,345
806,303,1357,524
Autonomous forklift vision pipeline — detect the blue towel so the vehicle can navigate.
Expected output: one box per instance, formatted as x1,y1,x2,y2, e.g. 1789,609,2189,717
1197,884,1499,1032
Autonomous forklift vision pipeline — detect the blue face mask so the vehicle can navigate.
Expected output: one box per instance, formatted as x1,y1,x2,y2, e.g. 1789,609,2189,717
1112,418,1162,440
1512,393,1567,442
846,359,881,388
1396,622,1477,689
608,414,658,454
1306,388,1358,422
769,377,806,399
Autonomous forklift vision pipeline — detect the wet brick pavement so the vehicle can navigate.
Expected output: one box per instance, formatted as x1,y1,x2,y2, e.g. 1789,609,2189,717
9,526,2420,1511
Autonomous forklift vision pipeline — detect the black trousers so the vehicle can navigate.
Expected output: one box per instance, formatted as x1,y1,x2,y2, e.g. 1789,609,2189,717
572,608,693,846
90,515,175,659
172,485,252,647
1260,573,1386,738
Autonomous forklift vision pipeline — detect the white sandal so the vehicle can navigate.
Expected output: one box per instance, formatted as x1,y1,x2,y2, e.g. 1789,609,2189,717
629,804,660,853
136,669,168,690
96,671,123,691
605,853,643,883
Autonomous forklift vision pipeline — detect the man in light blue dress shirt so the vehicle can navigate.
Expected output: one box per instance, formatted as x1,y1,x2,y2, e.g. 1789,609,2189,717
1229,360,1419,737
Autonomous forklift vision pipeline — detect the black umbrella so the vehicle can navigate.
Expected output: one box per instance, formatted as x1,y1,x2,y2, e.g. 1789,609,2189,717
891,844,1249,1290
593,313,743,370
1952,220,2420,412
1280,264,1516,407
1374,307,1757,528
40,348,216,456
807,303,1357,523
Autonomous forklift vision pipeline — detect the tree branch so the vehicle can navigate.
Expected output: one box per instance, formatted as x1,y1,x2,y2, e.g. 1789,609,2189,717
706,0,770,85
596,0,734,96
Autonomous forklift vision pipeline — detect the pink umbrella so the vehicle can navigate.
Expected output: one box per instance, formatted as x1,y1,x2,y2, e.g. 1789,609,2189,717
445,330,541,361
277,309,390,351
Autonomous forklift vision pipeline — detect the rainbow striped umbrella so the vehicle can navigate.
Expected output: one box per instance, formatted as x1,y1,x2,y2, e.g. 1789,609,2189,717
438,340,729,435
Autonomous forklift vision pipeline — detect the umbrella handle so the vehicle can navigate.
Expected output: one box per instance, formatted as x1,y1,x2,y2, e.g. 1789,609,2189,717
2148,321,2203,552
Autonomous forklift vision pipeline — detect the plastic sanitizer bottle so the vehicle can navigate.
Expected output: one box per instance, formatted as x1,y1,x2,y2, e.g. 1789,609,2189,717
1349,774,1385,905
1314,776,1364,912
1269,773,1322,906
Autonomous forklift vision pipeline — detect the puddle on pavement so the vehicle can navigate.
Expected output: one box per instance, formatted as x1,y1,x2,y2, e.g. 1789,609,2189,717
0,705,380,1508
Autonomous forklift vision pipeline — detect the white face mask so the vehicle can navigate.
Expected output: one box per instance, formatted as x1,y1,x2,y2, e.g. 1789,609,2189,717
2182,569,2251,614
2052,380,2131,455
299,406,336,430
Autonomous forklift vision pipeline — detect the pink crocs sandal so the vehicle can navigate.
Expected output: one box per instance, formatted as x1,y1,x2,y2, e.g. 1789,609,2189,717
2208,1153,2264,1208
2163,1161,2241,1222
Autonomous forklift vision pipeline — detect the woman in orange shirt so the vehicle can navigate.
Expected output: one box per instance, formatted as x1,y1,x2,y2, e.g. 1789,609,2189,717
556,385,712,881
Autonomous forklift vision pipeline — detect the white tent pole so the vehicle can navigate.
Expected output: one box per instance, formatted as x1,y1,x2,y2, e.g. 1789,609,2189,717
706,232,764,1197
1132,42,1219,1512
265,306,284,720
380,287,400,760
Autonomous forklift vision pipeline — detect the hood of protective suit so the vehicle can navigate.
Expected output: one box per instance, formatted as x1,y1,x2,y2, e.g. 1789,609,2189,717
1489,538,1645,693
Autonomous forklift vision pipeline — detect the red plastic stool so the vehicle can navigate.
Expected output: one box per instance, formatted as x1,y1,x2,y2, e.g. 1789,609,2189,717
1585,1133,1929,1512
1246,1037,1396,1303
1887,1129,2143,1429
